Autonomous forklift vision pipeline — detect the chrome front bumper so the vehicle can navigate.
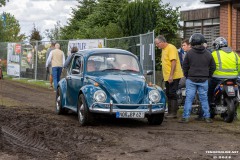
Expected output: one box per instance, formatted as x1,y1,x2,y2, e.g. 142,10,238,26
90,101,165,115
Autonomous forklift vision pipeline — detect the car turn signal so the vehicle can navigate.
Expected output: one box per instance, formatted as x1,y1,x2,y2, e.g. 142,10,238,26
148,82,153,87
94,82,99,87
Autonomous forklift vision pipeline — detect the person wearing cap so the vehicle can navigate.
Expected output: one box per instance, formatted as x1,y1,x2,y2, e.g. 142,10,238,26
179,33,216,123
45,41,56,89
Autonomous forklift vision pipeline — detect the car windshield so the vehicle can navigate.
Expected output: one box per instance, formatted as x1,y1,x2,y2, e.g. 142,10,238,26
87,53,140,72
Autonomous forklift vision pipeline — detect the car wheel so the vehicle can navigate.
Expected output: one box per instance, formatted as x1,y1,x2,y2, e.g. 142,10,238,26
56,88,67,115
147,113,164,125
78,94,93,126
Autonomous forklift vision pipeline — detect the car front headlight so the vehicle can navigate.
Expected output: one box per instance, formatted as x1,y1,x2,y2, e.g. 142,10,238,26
93,90,107,102
149,90,160,103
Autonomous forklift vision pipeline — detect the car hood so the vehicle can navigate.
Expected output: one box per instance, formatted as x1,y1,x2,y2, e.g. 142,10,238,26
87,74,146,104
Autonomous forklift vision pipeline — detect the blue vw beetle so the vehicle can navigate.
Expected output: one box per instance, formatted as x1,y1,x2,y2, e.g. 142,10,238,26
56,48,166,126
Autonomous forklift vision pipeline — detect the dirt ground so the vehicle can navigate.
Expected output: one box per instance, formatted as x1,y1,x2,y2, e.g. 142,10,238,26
0,80,240,160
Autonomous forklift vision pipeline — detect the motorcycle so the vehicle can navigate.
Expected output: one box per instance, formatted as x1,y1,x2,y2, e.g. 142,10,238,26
163,77,202,115
210,79,239,123
177,87,201,115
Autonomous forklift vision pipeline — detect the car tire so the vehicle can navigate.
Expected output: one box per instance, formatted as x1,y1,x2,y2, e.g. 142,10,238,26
78,94,93,126
147,113,164,125
56,87,67,115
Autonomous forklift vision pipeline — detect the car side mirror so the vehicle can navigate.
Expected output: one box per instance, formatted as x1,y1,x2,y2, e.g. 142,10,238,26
146,70,153,75
72,69,80,74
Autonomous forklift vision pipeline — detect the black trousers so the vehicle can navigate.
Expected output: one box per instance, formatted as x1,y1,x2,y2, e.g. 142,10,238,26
165,79,181,100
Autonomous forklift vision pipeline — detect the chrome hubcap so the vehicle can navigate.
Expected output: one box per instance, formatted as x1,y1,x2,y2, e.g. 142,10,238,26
79,104,84,121
56,96,60,111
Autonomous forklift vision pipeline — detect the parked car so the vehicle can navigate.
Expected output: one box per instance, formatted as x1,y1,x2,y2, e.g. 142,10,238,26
56,48,166,126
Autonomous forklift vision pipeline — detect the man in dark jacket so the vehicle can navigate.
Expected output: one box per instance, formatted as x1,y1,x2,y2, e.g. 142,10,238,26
179,33,216,123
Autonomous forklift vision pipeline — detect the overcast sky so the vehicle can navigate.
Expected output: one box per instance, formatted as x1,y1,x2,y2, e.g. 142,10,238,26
0,0,218,38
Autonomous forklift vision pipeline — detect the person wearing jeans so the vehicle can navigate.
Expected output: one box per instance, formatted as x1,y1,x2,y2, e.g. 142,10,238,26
179,33,216,123
52,67,63,91
45,41,56,89
46,43,65,91
183,79,210,119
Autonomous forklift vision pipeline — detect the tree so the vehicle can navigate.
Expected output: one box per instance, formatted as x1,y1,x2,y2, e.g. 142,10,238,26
60,0,180,43
119,0,180,41
154,2,180,42
86,0,129,27
119,0,157,36
29,24,42,42
60,0,128,39
44,21,62,40
0,12,25,42
60,0,97,39
0,0,8,7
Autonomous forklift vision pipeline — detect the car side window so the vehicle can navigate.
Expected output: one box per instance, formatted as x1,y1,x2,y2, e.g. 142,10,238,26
71,56,83,75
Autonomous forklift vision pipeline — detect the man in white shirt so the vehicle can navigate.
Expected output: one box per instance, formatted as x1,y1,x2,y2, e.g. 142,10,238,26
46,43,65,91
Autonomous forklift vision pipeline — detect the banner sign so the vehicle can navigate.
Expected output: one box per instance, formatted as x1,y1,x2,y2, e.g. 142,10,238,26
7,43,21,76
15,44,21,54
67,39,104,55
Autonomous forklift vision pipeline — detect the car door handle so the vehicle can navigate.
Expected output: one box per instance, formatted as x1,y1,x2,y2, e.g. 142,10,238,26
66,76,72,80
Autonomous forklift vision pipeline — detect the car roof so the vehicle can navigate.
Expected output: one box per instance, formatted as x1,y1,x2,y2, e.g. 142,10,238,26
75,48,136,58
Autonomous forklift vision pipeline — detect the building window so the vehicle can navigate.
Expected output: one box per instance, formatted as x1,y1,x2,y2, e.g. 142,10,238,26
212,18,220,25
185,21,193,27
203,19,212,26
194,21,202,27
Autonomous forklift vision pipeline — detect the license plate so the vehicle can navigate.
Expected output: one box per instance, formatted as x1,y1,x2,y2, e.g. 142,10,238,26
116,111,145,118
227,86,234,93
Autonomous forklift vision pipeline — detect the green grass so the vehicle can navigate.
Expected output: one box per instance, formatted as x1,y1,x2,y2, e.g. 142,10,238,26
2,74,50,89
13,78,50,89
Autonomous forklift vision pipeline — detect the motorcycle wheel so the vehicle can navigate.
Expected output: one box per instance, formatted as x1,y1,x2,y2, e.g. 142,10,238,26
210,108,216,119
223,98,235,123
191,94,201,115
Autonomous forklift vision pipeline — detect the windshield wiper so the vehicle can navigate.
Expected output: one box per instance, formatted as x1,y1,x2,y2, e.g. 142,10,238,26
122,69,139,72
101,68,121,72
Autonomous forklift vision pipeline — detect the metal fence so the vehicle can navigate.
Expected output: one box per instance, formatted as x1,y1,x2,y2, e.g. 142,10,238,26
106,31,156,83
20,40,69,81
0,40,69,81
0,31,163,85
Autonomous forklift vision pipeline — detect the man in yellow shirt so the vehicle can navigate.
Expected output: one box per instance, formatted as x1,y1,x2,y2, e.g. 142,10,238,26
155,35,183,118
